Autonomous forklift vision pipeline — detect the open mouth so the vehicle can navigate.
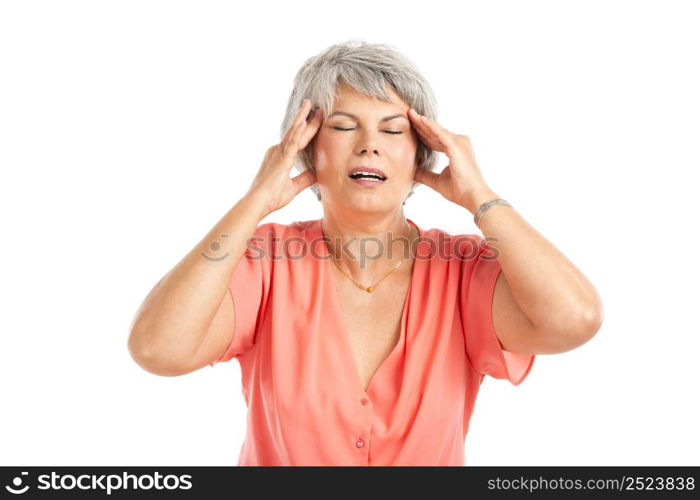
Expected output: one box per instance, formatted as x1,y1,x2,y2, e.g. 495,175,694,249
348,172,387,181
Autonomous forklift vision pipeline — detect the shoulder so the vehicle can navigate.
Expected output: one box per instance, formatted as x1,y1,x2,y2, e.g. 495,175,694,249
248,218,319,241
417,226,486,262
245,219,323,264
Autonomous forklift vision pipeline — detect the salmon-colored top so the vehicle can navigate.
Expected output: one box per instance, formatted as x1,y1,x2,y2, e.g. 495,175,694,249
210,218,535,466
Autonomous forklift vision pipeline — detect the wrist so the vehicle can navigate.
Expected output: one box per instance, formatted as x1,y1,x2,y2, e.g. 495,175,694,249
239,191,272,221
460,186,499,215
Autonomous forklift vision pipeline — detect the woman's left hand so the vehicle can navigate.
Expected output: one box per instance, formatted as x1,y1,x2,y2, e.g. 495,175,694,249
407,108,492,212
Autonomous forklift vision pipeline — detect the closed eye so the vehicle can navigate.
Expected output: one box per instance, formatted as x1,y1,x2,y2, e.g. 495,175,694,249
333,127,403,135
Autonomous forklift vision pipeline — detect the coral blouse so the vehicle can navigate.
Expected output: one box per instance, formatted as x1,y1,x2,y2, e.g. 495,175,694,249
209,218,535,466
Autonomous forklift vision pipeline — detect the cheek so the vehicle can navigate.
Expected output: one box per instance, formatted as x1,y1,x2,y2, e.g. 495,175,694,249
315,148,330,173
312,136,329,169
393,142,417,171
313,133,347,168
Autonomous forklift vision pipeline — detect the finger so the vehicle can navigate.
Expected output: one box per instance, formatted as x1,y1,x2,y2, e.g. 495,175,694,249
281,98,310,148
408,108,444,151
413,123,444,152
419,115,459,155
408,108,437,136
412,123,442,151
285,107,320,159
298,108,324,149
415,114,444,144
282,98,312,146
282,116,308,160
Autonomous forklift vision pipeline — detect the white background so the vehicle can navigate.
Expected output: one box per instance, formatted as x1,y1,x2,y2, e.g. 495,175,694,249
1,0,698,466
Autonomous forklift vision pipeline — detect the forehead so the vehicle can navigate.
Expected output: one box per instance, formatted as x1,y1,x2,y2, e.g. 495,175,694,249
333,83,407,111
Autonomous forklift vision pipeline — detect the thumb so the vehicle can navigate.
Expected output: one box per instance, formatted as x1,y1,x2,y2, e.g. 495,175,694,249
414,166,440,190
291,168,318,194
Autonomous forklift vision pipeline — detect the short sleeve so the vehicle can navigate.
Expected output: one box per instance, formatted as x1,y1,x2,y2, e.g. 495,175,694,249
458,235,535,386
209,223,273,367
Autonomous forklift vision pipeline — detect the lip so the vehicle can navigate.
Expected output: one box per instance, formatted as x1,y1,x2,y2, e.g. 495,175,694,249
347,166,387,180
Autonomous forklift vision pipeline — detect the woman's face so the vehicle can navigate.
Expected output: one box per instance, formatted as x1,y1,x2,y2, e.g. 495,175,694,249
311,83,418,214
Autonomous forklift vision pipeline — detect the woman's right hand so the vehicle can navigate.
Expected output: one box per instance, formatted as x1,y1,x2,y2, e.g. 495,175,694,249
245,98,323,216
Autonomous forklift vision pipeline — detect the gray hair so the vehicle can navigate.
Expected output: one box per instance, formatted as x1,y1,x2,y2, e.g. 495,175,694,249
280,39,440,203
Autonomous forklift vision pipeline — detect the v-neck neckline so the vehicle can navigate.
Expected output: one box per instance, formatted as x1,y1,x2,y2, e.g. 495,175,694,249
317,217,422,396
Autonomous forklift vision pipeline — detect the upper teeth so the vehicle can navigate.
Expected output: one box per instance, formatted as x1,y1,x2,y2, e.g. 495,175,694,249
351,171,385,180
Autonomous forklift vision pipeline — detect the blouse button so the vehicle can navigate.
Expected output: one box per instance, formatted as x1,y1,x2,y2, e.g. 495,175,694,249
356,439,365,448
360,398,369,406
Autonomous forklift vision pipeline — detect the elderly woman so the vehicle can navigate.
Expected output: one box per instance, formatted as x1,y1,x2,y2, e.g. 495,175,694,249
128,40,603,466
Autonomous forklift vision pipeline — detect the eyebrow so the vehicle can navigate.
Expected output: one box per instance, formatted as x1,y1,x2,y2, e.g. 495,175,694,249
327,111,408,123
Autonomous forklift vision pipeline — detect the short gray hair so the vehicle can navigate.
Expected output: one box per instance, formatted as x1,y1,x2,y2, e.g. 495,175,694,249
280,39,440,203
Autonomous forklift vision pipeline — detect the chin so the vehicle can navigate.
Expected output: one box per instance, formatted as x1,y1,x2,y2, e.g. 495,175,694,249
347,196,399,212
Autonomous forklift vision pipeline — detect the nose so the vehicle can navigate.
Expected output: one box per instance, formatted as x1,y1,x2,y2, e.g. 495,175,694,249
355,132,381,156
358,146,379,155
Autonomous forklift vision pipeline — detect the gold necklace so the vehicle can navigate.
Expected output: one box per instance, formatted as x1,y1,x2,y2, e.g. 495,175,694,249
321,220,417,293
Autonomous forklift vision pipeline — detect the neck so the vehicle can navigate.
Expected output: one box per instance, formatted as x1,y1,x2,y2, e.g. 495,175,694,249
320,209,417,277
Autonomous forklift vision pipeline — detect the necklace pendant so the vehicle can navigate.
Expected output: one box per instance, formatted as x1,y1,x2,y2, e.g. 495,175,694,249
366,286,375,293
